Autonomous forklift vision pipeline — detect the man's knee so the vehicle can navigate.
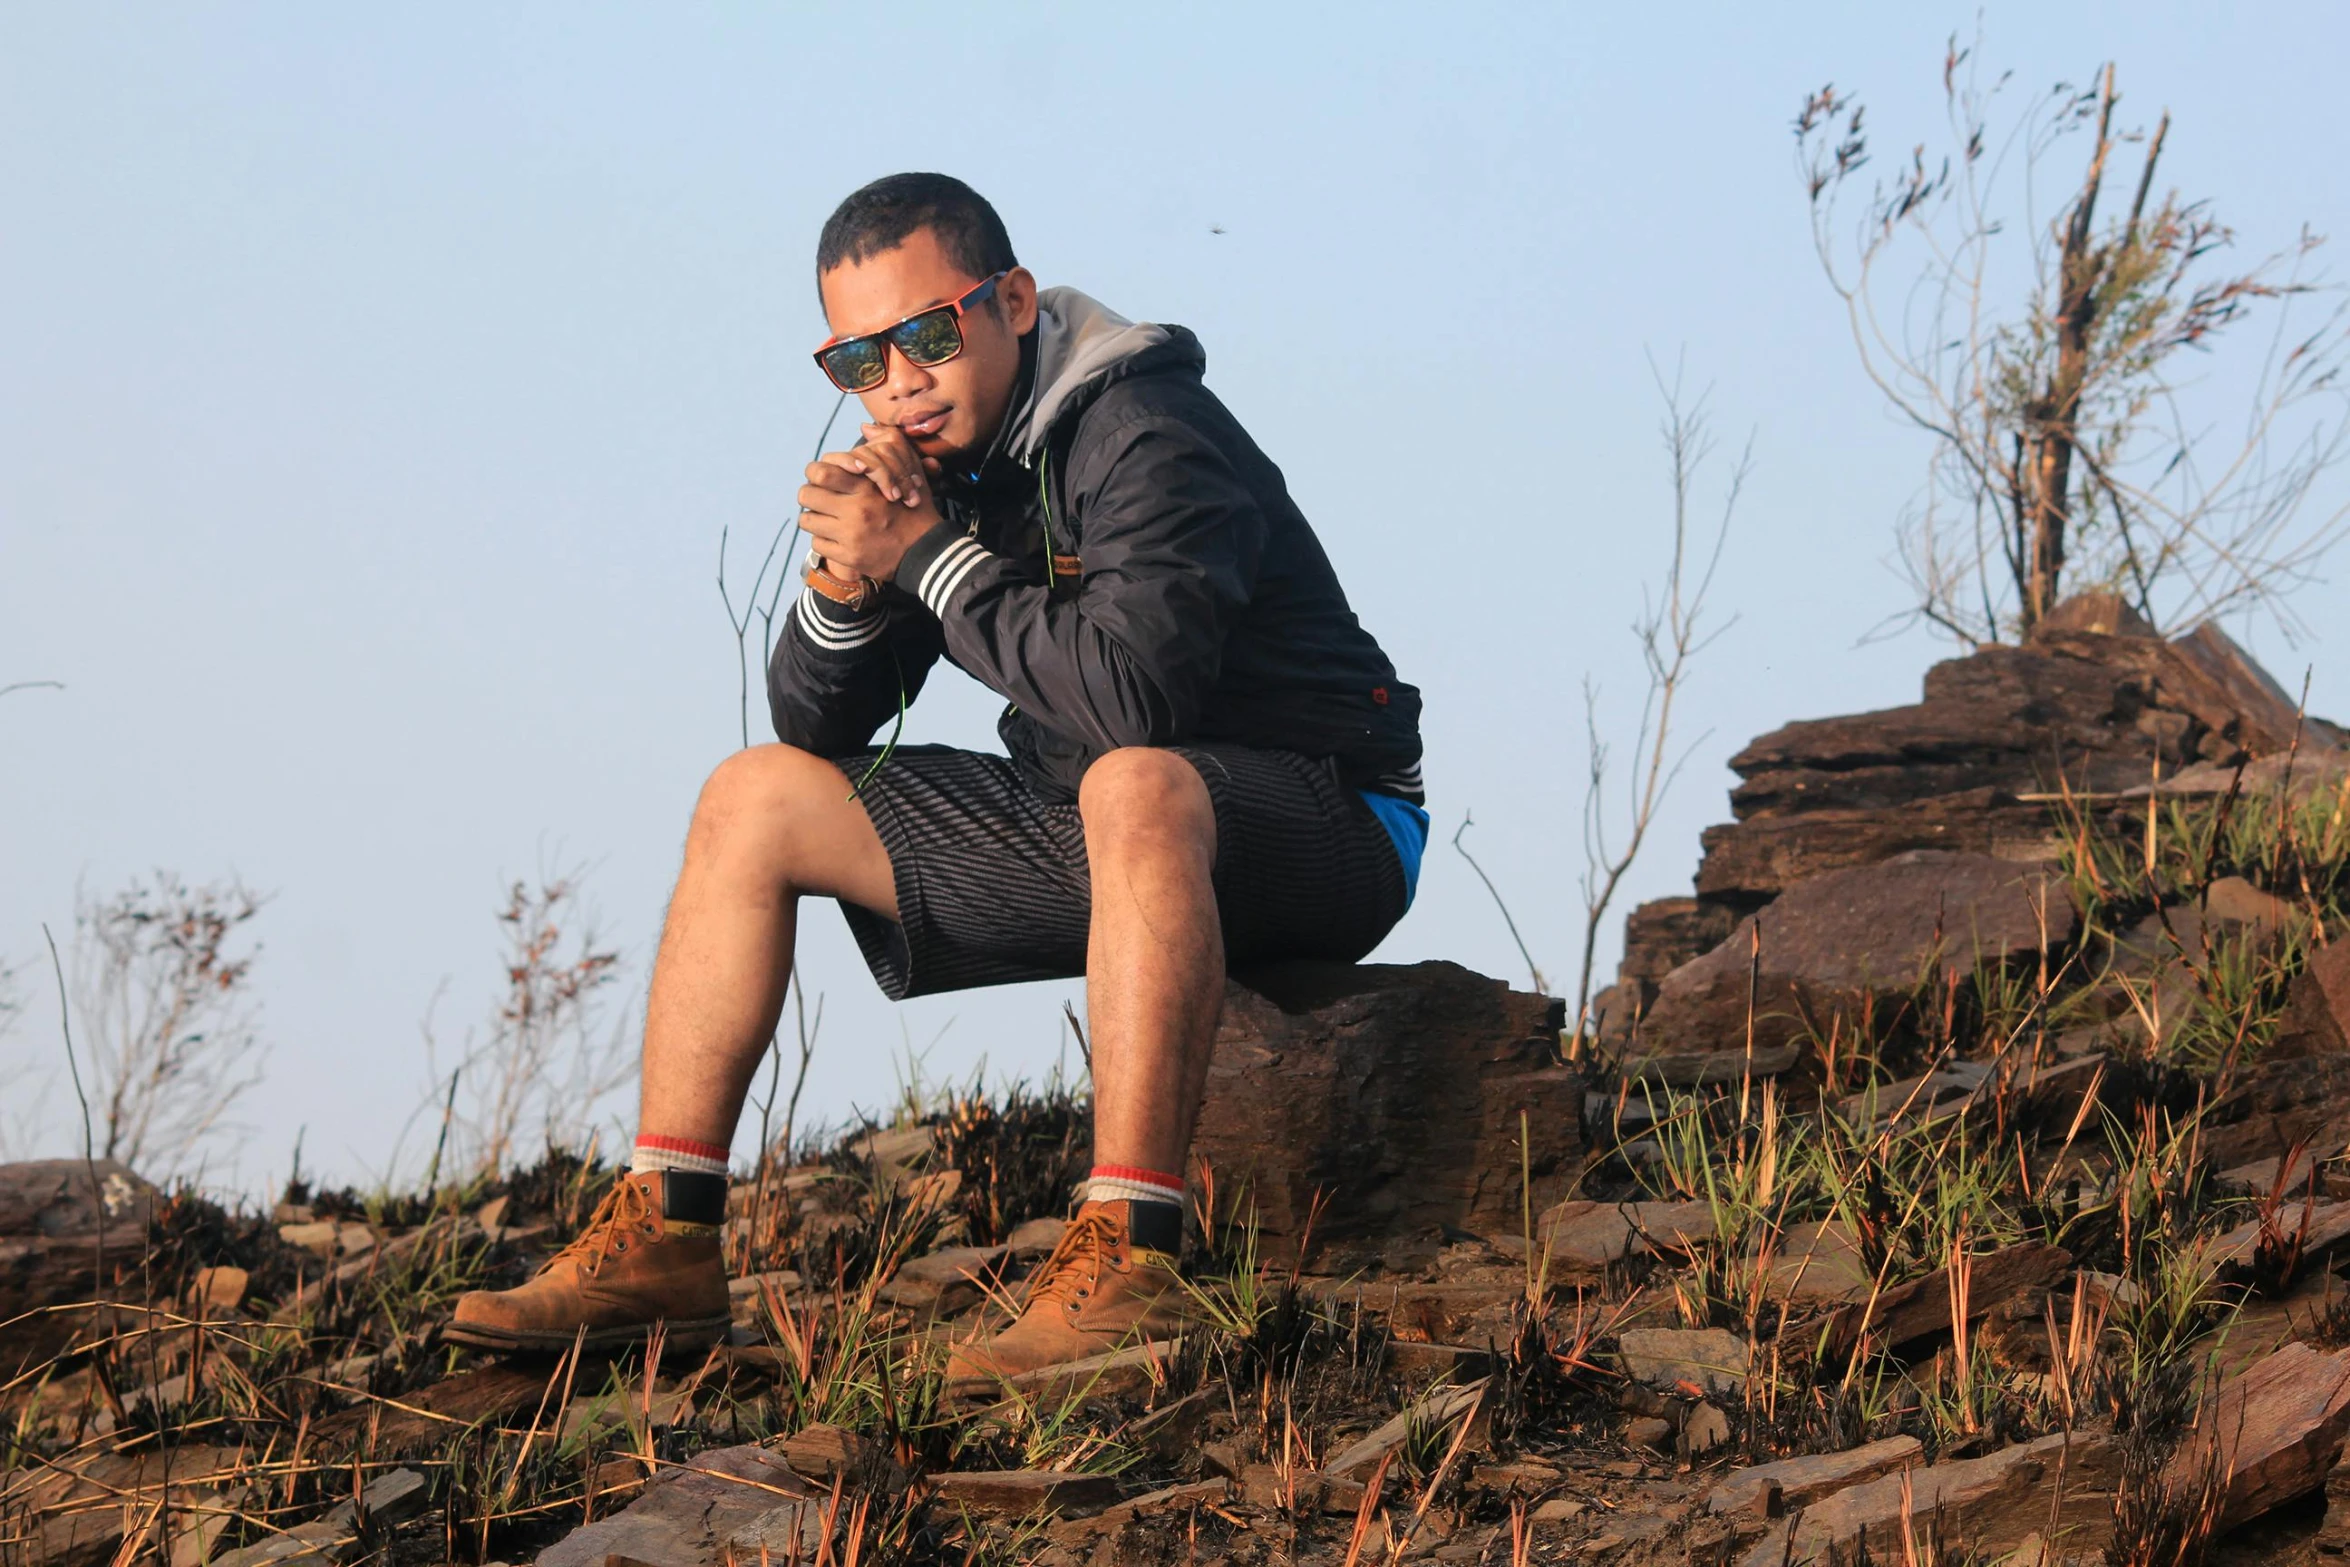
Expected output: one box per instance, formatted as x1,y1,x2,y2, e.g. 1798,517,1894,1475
688,745,838,860
1079,748,1214,851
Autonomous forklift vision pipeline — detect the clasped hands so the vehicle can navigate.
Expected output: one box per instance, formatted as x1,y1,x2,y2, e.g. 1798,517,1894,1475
797,423,944,589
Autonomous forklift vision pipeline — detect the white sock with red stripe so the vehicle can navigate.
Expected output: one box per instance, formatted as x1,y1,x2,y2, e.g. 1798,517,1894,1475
631,1133,730,1178
1086,1164,1185,1209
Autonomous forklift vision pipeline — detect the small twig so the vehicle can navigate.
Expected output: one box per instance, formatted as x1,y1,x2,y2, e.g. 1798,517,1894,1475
1452,813,1547,994
43,925,103,1299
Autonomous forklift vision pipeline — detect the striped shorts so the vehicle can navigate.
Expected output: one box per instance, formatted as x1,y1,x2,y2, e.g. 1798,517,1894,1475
833,744,1410,999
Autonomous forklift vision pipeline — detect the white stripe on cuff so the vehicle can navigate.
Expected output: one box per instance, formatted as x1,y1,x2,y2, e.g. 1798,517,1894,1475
915,536,992,615
795,588,889,651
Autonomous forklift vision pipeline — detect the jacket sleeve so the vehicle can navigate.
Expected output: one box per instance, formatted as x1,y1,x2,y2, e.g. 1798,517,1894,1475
765,578,944,754
890,414,1265,752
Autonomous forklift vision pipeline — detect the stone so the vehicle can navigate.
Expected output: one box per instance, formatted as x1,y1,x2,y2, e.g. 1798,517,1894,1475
188,1264,248,1314
1841,1060,1992,1132
2274,943,2350,1060
778,1422,890,1481
537,1444,817,1567
2169,1342,2350,1530
1006,1216,1066,1257
1707,1434,1923,1518
277,1220,340,1257
212,1469,428,1566
726,1270,802,1321
1765,1220,1874,1303
1530,1497,1587,1523
1626,1416,1674,1451
723,1501,829,1563
1615,1327,1749,1398
1315,1275,1526,1345
1600,614,2343,1023
1614,1043,1806,1086
1386,1342,1498,1381
1681,1401,1732,1457
876,1243,1007,1319
1536,1199,1720,1268
0,1158,162,1375
1472,1458,1564,1494
1614,896,1743,1009
1828,1243,2073,1353
2222,1148,2320,1198
2212,1201,2350,1272
848,1123,939,1193
1741,1431,2119,1566
1639,852,2078,1056
1044,1479,1233,1546
308,1365,559,1461
1001,1339,1182,1403
5,1444,243,1567
1191,962,1579,1265
1323,1380,1487,1481
929,1469,1122,1519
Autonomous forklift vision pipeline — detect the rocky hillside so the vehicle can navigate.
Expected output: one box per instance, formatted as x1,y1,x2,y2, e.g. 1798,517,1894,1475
7,594,2350,1567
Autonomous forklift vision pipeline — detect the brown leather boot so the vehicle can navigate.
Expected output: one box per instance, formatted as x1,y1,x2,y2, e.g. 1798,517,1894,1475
446,1169,730,1353
944,1199,1187,1396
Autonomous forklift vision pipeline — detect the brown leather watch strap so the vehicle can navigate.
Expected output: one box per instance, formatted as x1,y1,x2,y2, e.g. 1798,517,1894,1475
804,556,882,613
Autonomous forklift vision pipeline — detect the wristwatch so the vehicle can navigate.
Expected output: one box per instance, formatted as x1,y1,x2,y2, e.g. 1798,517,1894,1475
804,555,883,613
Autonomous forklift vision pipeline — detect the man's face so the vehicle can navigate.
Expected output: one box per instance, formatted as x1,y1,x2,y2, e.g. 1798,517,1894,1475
817,226,1038,465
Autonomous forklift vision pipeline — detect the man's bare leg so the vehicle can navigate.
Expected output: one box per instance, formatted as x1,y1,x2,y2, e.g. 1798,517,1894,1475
941,747,1219,1388
1078,747,1224,1176
638,744,899,1147
449,743,894,1351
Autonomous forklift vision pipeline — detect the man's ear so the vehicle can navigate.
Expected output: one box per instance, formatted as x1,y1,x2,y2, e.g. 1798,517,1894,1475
1000,266,1040,335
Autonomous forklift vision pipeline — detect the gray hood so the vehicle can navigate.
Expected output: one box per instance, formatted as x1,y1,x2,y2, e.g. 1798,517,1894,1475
1001,286,1173,466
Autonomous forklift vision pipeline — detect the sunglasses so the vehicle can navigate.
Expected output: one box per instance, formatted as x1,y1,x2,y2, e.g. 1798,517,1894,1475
811,271,1007,393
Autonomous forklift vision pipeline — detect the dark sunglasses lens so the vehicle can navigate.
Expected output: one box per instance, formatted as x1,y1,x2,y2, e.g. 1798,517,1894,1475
890,306,964,368
820,337,887,391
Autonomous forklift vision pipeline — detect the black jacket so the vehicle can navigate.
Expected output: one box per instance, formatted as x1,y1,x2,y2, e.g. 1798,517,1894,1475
768,287,1423,805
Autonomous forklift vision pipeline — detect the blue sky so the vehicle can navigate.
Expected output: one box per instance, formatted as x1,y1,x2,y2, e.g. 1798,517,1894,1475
5,4,2346,1191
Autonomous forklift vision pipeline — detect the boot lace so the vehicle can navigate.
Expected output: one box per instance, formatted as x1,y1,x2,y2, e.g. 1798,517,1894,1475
1022,1208,1123,1312
539,1176,657,1279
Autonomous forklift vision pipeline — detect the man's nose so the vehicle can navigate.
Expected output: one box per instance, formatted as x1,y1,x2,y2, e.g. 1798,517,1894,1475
883,345,935,399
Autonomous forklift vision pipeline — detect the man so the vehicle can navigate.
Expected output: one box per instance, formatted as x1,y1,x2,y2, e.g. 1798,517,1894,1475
448,173,1426,1389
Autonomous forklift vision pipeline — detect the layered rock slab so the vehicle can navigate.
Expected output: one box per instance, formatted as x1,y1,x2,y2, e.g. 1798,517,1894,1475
1632,851,2077,1057
1191,961,1576,1266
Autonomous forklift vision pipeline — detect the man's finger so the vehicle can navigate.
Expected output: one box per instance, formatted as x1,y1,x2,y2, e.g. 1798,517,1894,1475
804,458,872,494
818,447,901,502
797,483,860,517
859,425,929,507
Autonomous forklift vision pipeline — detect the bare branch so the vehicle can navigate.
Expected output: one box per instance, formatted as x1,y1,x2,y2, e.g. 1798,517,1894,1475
1796,42,2350,642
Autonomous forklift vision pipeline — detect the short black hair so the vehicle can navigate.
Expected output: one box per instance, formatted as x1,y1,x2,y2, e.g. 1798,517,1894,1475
816,173,1017,289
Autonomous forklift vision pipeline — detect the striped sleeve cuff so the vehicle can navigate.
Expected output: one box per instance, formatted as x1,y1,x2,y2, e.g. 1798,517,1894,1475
793,585,890,654
897,524,997,618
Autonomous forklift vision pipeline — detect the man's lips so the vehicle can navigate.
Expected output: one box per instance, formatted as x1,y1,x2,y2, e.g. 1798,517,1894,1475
897,407,950,439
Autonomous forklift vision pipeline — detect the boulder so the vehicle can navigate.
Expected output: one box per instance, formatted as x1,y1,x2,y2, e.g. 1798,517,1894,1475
0,1158,160,1375
1633,852,2078,1057
1191,962,1577,1266
1606,606,2343,1008
1742,1431,2119,1566
2271,942,2350,1060
2169,1342,2350,1530
537,1444,818,1567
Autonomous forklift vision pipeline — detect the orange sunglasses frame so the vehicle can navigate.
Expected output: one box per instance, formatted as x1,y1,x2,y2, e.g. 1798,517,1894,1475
811,270,1008,392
